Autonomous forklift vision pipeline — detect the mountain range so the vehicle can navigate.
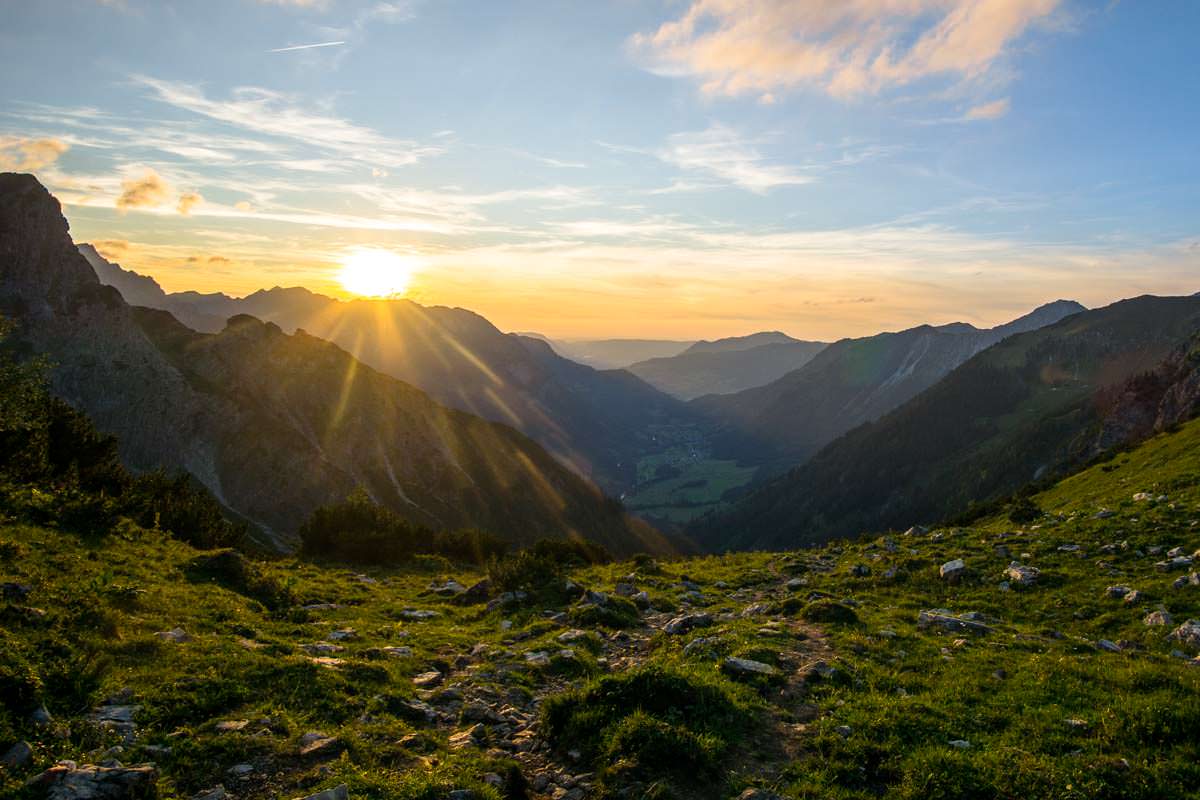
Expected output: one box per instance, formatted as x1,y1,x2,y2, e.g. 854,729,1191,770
694,300,1087,470
2,173,665,554
694,294,1200,550
81,245,704,496
627,333,827,399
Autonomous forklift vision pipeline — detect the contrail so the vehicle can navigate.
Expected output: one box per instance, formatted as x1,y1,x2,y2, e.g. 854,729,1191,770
268,40,346,53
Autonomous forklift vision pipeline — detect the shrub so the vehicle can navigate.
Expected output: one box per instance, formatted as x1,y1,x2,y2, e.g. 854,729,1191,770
542,663,756,796
487,551,563,600
1007,495,1043,525
800,599,860,625
129,472,246,550
529,537,611,566
185,549,293,610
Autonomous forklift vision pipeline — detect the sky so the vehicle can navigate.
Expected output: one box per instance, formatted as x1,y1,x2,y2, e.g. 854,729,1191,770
1,0,1198,340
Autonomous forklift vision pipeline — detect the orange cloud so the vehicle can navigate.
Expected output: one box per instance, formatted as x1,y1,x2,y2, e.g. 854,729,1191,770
116,169,171,210
0,137,70,171
964,97,1011,120
631,0,1061,100
177,191,203,215
91,239,130,259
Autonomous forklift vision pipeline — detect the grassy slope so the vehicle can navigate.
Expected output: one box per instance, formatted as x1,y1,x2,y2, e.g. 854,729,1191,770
3,420,1200,799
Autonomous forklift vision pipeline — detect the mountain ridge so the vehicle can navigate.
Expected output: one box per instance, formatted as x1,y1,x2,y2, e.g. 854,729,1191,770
2,173,666,554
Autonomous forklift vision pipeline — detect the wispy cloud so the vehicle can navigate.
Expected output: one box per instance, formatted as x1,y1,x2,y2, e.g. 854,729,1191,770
658,125,811,193
131,75,442,169
268,40,346,53
964,97,1012,120
631,0,1063,103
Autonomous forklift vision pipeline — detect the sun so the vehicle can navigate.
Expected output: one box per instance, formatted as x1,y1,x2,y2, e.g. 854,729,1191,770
337,248,419,298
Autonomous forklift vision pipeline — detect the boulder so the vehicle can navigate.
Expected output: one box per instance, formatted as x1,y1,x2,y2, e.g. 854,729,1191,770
939,559,966,582
29,763,158,800
917,609,993,635
1004,562,1040,586
722,657,778,678
663,613,713,635
1168,619,1200,649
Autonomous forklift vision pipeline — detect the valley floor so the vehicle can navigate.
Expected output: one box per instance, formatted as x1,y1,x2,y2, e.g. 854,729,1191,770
3,420,1200,799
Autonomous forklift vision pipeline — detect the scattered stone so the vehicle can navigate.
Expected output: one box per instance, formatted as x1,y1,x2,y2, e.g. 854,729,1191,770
1004,562,1040,586
1144,609,1173,626
1057,544,1081,553
29,763,158,799
191,787,228,800
154,627,189,643
802,660,837,681
412,671,444,688
301,643,344,655
904,525,928,536
663,613,712,635
1168,619,1200,650
848,564,871,577
400,609,437,621
722,657,778,678
298,732,342,758
228,763,254,776
948,739,971,749
1173,573,1200,589
1157,556,1194,572
784,578,806,592
294,785,349,800
917,609,993,635
379,646,414,658
1093,510,1116,519
215,720,249,733
1,582,32,601
1097,639,1122,653
835,725,852,738
1105,585,1132,599
327,628,356,641
1133,492,1153,502
524,651,551,667
1,740,32,769
1124,590,1145,605
939,559,966,582
738,790,784,800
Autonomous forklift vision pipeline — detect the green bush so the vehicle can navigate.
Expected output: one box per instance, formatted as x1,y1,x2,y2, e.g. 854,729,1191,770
800,599,860,625
487,551,563,600
542,663,757,797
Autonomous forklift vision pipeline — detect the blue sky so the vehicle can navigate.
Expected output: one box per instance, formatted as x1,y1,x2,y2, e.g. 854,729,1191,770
1,0,1197,338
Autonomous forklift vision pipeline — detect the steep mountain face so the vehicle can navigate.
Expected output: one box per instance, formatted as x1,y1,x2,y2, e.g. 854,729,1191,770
628,338,827,400
693,295,1200,551
1090,332,1200,453
694,300,1086,468
81,247,701,494
1,173,665,554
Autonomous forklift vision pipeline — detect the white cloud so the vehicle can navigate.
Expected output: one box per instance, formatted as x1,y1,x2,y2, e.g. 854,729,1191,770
657,125,811,193
131,75,442,169
631,0,1063,101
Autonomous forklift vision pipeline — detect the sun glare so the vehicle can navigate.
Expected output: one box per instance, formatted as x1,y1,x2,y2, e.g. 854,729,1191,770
337,248,418,298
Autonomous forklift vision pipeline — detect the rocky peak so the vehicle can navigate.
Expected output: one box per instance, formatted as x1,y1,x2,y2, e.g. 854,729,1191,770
0,172,101,318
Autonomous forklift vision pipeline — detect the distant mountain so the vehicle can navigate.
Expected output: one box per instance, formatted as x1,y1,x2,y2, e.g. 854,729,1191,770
694,300,1086,468
692,295,1200,551
544,338,694,369
79,246,705,496
1,173,666,554
628,338,827,400
683,331,799,355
